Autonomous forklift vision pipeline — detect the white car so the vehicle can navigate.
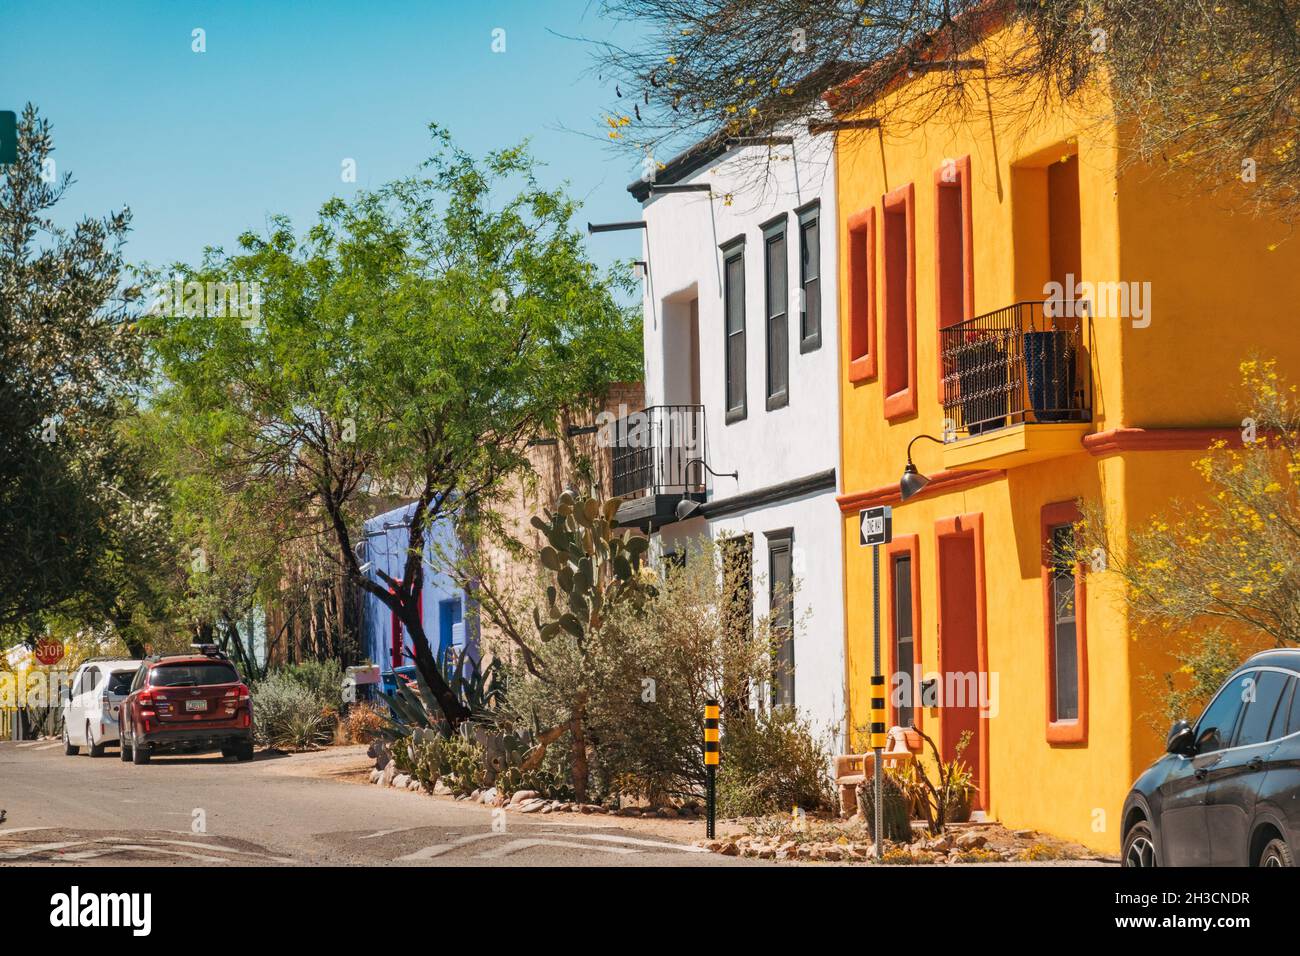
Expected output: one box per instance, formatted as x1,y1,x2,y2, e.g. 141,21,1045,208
62,658,141,757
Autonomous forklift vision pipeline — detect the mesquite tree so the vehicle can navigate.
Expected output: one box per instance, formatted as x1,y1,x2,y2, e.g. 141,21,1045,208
145,126,641,725
591,0,1300,217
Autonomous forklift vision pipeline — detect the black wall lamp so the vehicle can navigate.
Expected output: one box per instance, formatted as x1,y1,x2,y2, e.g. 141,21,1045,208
900,433,945,502
674,458,739,521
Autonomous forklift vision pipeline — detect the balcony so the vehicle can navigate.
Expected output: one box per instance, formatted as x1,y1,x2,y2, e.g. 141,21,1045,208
939,301,1092,470
611,404,707,529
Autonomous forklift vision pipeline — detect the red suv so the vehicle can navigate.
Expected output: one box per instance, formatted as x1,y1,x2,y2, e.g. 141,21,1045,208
120,645,254,764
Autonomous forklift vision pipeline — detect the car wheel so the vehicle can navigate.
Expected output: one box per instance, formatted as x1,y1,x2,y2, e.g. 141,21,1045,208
131,735,151,765
1259,837,1294,867
87,723,106,758
63,727,79,756
120,737,132,761
1123,820,1159,868
235,741,254,762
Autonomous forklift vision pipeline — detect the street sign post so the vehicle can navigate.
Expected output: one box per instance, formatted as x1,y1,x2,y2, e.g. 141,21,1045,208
703,699,720,839
858,506,892,861
34,638,65,667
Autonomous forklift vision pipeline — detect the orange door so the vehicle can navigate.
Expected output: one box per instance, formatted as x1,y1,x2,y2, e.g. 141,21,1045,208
936,516,987,810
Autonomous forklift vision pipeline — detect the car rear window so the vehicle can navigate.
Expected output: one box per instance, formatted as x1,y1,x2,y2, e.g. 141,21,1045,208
107,671,136,694
150,662,239,687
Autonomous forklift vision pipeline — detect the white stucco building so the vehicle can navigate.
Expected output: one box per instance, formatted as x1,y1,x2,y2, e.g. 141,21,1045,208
611,127,846,748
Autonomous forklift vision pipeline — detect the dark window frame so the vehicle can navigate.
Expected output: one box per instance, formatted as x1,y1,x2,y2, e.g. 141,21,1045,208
721,235,747,424
761,213,789,411
766,528,795,709
796,201,821,353
892,552,916,729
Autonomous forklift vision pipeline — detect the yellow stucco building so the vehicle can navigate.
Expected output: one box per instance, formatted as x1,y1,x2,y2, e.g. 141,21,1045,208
833,15,1300,852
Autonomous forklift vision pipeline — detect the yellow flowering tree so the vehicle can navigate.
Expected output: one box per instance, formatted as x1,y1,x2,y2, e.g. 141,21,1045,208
1076,359,1300,720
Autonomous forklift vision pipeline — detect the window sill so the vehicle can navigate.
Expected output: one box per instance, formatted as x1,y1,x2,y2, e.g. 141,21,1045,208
766,391,789,412
1046,719,1086,745
725,406,747,425
883,386,916,421
848,354,876,384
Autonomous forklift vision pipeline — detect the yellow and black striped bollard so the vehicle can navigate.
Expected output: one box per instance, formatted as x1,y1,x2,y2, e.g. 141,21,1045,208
704,699,720,838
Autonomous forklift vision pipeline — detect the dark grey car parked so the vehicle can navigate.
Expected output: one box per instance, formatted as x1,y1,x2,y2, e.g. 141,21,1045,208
1122,648,1300,866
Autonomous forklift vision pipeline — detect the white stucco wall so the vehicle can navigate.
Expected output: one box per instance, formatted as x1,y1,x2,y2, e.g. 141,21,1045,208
636,127,846,749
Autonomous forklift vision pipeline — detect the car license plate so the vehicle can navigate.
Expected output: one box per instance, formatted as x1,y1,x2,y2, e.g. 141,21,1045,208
185,699,208,712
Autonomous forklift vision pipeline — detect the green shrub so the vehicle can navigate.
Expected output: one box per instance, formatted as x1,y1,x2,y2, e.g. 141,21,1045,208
252,671,334,750
273,659,344,715
715,708,835,817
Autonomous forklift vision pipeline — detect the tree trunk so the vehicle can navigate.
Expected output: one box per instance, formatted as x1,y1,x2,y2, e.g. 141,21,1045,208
399,603,471,726
569,708,589,803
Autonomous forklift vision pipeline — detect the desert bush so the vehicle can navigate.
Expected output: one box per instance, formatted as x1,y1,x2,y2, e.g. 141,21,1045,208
497,534,774,804
342,701,387,744
252,671,334,750
274,659,345,715
715,708,835,818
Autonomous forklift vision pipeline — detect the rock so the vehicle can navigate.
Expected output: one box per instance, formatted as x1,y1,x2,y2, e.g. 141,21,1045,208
368,769,382,784
407,779,421,791
392,773,410,790
616,807,642,817
509,790,539,806
718,842,740,856
381,764,398,787
1013,829,1036,839
657,807,678,819
478,787,498,805
518,799,546,813
955,831,988,850
433,781,452,796
469,789,482,801
579,804,605,814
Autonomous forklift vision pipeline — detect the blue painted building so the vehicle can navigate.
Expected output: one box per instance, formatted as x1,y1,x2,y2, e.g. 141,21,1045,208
359,501,474,681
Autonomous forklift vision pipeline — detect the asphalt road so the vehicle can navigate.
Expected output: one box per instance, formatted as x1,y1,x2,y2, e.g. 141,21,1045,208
0,740,752,867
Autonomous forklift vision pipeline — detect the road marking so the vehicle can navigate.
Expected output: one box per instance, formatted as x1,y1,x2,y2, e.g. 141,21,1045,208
98,837,295,863
476,838,637,859
559,832,709,853
361,827,421,840
34,743,62,751
62,844,233,864
14,742,41,749
0,842,82,859
396,832,500,860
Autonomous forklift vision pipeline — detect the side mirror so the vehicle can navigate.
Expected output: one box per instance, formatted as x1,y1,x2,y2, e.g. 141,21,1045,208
1166,719,1195,756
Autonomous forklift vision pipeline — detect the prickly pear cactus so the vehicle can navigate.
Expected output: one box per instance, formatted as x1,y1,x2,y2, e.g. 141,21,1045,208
858,771,913,845
530,490,654,642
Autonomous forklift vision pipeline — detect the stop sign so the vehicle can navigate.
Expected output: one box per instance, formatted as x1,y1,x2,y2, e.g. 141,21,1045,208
34,639,64,666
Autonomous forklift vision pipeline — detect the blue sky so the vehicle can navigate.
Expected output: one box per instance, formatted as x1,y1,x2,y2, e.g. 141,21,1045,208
1,0,649,277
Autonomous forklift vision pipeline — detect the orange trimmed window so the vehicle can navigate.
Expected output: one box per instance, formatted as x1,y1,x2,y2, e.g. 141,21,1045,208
1042,500,1088,744
881,183,916,420
887,534,922,730
934,156,973,403
846,208,876,383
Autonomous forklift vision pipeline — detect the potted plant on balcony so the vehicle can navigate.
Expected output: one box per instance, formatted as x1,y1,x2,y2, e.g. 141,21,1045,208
1023,321,1079,423
954,328,1008,435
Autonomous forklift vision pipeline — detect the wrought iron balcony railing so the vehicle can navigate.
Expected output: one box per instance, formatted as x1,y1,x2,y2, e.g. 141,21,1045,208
610,404,707,499
939,300,1092,438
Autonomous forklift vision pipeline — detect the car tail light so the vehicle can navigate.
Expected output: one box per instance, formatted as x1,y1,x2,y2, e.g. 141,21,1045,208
224,685,251,701
138,689,156,706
